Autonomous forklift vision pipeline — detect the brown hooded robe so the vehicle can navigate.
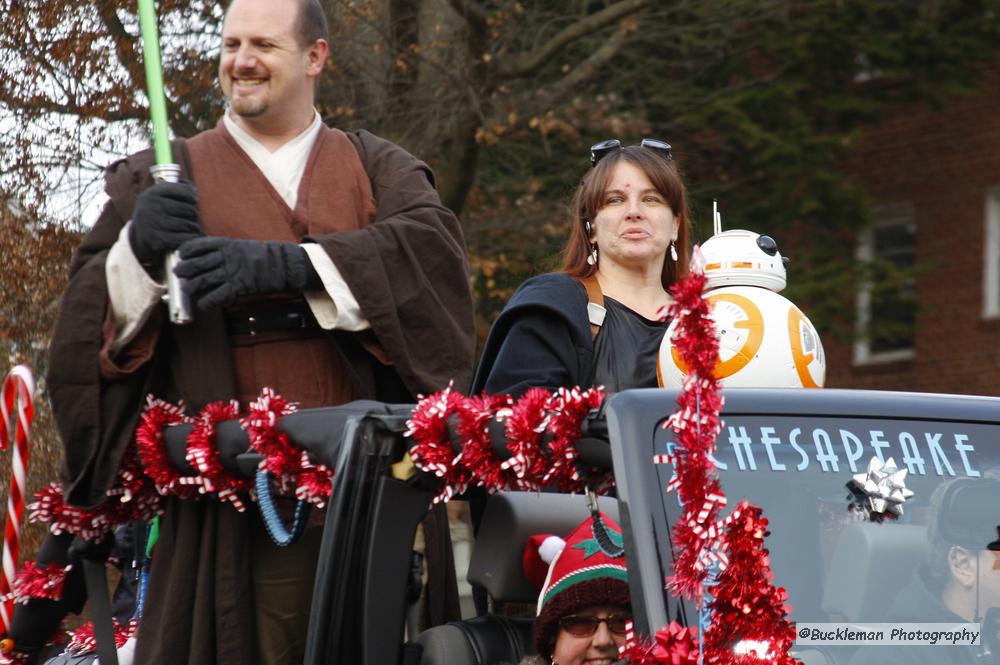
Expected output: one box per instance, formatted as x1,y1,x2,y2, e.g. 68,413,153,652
47,126,474,663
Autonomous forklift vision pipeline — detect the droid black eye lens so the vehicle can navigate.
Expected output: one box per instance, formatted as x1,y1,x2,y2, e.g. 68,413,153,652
757,235,778,256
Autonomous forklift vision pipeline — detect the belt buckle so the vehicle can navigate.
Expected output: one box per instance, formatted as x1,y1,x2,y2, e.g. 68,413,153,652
237,311,308,336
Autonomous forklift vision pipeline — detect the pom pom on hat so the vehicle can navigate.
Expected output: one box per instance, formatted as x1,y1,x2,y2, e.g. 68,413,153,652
523,534,564,590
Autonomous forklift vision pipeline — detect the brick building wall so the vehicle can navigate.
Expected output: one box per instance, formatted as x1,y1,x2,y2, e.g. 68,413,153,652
823,68,1000,396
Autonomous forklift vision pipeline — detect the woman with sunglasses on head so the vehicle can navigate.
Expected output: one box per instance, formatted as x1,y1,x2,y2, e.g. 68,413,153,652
472,139,691,398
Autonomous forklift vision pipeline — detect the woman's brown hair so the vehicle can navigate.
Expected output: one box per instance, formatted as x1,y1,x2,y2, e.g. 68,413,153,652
561,146,690,289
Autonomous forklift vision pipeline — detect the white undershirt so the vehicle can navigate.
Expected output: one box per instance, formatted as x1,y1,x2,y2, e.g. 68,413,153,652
223,110,320,209
105,110,370,351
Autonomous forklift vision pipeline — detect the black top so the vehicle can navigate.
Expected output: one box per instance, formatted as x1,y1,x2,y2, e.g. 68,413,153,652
592,297,668,393
847,567,981,665
472,273,668,397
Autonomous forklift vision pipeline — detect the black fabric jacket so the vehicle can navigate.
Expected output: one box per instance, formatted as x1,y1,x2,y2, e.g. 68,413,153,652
472,273,594,397
847,566,984,665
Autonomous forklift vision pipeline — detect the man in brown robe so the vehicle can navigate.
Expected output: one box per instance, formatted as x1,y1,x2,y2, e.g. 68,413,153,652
45,0,474,662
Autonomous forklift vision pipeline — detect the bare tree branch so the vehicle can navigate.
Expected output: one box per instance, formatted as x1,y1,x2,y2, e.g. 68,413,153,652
495,0,650,80
445,0,488,31
0,89,142,122
532,20,632,109
94,0,145,98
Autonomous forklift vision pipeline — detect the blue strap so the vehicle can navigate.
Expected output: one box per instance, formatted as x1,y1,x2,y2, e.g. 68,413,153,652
255,469,311,546
135,522,150,621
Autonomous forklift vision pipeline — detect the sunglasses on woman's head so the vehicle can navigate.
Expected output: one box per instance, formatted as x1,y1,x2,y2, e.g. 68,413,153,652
558,613,632,637
590,138,673,167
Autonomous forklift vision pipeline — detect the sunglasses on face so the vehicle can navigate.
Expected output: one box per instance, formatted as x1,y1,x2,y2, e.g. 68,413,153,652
590,138,673,167
558,613,632,637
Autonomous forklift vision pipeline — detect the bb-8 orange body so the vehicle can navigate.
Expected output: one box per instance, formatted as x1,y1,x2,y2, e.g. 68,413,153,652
658,230,826,389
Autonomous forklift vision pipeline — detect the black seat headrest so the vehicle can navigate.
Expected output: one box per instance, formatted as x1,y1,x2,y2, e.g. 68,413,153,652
467,491,620,604
413,615,534,665
821,522,928,622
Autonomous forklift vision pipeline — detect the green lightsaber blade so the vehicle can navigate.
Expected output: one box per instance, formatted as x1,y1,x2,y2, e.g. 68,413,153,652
136,0,193,325
137,0,172,166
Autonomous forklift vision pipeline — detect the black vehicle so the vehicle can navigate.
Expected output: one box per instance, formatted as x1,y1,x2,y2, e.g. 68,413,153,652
35,388,998,664
227,387,998,664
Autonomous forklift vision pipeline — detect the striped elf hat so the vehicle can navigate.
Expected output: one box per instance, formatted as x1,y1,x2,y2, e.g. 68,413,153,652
527,513,630,658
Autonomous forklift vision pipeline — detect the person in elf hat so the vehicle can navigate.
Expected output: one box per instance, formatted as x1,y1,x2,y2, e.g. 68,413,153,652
520,512,632,665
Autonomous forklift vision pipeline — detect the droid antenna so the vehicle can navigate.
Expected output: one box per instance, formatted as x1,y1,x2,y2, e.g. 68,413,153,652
713,199,722,236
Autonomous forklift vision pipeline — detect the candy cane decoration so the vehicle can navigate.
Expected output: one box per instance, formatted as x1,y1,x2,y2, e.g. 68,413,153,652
0,365,35,634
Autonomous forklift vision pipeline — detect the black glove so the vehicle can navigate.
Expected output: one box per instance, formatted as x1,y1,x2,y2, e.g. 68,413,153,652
174,237,323,311
128,181,201,274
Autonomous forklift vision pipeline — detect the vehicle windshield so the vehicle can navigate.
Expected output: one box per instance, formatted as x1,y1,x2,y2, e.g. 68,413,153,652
710,414,1000,622
608,388,1000,664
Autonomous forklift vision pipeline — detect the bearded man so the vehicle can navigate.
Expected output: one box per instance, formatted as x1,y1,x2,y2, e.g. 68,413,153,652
46,0,475,662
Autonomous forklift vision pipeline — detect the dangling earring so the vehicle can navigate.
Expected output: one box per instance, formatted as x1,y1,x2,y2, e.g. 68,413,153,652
587,244,598,266
670,241,678,262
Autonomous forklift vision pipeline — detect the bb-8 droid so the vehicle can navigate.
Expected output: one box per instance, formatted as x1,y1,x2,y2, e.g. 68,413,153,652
658,215,826,389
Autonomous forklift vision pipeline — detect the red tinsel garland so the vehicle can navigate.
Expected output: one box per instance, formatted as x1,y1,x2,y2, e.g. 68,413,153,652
406,385,609,499
292,450,335,510
453,393,515,499
243,388,298,485
644,255,797,664
30,386,343,544
244,388,333,508
703,502,797,665
28,474,161,543
541,386,605,492
619,621,700,665
187,400,250,512
0,561,71,604
662,268,728,600
65,618,136,654
405,382,465,481
135,397,201,499
501,387,552,487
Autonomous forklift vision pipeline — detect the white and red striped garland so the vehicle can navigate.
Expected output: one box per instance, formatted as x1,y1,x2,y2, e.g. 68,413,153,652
243,388,333,509
187,400,250,512
540,387,606,492
65,617,136,655
135,397,201,499
501,387,552,488
25,388,329,549
28,480,161,544
451,393,514,500
0,561,71,605
646,252,798,664
16,383,610,615
405,384,609,501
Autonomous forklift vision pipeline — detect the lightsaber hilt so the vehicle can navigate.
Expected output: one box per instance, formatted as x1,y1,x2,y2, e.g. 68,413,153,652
149,163,192,325
138,0,192,324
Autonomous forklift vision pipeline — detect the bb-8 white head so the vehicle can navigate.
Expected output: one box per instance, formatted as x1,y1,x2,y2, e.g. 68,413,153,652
657,227,826,389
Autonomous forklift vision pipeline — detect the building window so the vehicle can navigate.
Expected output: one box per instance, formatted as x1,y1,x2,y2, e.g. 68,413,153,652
985,189,1000,319
854,204,917,364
